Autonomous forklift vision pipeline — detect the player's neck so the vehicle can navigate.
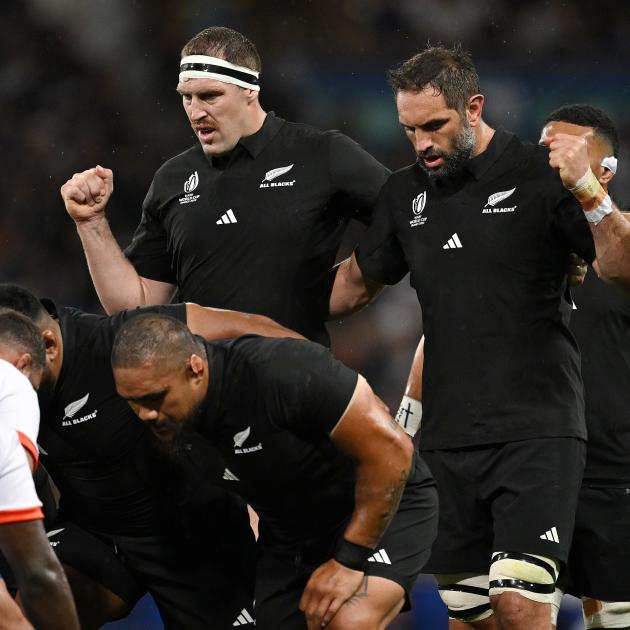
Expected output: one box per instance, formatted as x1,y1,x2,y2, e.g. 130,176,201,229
241,103,268,139
471,120,495,159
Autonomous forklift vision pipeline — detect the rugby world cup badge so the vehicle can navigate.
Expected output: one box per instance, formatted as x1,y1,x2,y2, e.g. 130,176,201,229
410,191,428,227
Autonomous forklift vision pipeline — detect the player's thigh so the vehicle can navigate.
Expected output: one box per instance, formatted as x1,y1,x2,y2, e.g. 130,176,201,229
46,522,141,624
328,576,405,630
490,437,585,565
422,448,494,575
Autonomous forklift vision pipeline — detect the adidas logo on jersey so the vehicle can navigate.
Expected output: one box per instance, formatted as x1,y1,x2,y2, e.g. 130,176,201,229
442,233,463,249
222,468,239,481
367,548,392,565
540,526,559,543
216,209,238,225
233,608,255,625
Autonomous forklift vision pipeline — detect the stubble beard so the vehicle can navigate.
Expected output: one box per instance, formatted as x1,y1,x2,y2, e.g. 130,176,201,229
417,121,476,179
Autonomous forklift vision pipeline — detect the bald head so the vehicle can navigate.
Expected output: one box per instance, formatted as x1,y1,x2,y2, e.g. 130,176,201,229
111,314,205,372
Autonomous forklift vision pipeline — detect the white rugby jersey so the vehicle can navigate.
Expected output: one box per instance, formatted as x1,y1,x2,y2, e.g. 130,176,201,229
0,425,42,523
0,359,40,465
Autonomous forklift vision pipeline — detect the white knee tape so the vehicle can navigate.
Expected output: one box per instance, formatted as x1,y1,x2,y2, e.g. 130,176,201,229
583,599,630,629
551,587,564,626
489,552,559,604
436,573,493,622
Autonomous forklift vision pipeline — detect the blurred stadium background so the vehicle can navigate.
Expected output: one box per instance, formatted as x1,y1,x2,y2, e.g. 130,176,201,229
2,1,628,627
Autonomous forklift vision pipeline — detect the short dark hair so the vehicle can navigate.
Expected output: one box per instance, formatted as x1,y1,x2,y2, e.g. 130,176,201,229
388,44,480,114
112,314,205,370
0,284,49,325
181,26,261,73
0,309,46,371
545,104,619,156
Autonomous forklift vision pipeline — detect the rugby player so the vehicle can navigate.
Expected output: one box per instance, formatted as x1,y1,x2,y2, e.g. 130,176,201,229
541,104,630,630
111,313,439,630
0,309,79,630
0,283,302,629
329,45,630,630
60,26,388,348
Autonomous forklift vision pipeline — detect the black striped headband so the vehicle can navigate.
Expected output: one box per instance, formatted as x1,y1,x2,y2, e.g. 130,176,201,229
179,55,260,91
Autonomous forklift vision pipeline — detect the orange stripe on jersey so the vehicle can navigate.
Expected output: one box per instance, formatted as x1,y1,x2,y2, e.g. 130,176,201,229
0,506,43,525
16,431,38,468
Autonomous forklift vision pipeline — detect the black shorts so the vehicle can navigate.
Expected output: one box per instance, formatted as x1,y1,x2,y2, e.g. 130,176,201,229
561,485,630,601
48,492,256,629
254,455,438,630
423,437,585,574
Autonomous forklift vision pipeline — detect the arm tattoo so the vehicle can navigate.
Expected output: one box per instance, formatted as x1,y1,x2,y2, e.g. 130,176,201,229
344,576,369,606
381,468,409,530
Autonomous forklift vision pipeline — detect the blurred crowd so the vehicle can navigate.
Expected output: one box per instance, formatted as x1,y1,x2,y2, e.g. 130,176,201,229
1,0,628,408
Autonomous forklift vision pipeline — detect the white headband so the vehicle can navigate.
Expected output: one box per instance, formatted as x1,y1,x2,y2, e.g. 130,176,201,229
179,55,260,91
601,156,617,174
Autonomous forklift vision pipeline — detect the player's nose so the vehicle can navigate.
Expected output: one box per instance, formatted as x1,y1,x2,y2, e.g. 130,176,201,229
137,406,159,422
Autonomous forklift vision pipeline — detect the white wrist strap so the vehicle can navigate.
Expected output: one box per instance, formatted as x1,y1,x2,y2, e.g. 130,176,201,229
396,395,422,437
584,194,613,225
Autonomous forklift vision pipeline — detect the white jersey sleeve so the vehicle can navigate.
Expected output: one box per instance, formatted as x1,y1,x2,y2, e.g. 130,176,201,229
0,425,42,524
0,359,40,464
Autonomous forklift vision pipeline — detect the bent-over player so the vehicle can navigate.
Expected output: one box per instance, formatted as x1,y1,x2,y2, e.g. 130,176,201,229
0,283,301,629
112,313,438,630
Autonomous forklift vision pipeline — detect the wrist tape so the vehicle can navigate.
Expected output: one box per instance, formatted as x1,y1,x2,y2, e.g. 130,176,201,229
334,538,372,571
396,395,422,437
569,169,607,211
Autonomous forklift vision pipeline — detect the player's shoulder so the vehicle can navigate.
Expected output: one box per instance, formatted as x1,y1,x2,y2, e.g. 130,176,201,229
221,335,326,369
153,144,205,180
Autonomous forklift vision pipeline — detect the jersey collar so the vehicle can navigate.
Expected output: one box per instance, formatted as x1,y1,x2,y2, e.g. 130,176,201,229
238,111,284,158
465,128,514,181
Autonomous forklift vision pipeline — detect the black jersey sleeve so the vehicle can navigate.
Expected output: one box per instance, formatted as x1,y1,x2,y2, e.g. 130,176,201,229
354,177,409,284
124,179,177,284
327,131,390,225
260,338,359,439
552,191,597,265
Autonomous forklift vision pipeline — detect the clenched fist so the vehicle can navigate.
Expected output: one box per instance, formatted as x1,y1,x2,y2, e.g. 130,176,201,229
60,165,113,223
541,133,591,190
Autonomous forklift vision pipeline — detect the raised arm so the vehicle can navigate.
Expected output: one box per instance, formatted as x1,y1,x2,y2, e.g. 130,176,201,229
60,166,176,313
544,134,630,289
185,303,304,340
329,253,384,319
299,375,413,625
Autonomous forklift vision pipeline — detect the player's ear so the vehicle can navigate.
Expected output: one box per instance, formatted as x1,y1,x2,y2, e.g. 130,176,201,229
188,354,205,379
42,329,60,364
466,94,484,127
244,88,258,105
14,352,32,373
599,166,615,186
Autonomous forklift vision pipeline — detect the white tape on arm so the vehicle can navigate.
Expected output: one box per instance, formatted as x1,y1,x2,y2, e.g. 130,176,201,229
395,395,422,437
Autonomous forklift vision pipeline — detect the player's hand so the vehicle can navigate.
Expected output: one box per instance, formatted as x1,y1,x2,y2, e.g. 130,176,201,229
60,165,113,223
541,132,591,190
299,559,365,629
568,253,588,286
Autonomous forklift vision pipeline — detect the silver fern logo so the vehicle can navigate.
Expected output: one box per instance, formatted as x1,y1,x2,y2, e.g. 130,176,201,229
184,171,199,193
233,426,251,448
486,188,515,207
260,164,296,188
412,191,427,215
63,393,90,420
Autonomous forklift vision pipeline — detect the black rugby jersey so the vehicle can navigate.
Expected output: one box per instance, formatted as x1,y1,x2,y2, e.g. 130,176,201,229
570,271,630,486
125,113,389,346
191,336,360,540
357,130,596,450
38,302,186,535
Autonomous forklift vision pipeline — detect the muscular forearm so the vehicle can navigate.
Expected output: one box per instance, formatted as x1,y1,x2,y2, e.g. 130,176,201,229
76,217,146,312
328,255,383,319
18,563,79,629
342,432,413,548
186,303,304,341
